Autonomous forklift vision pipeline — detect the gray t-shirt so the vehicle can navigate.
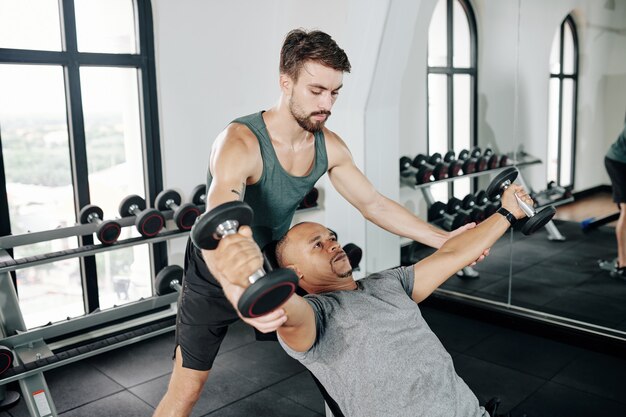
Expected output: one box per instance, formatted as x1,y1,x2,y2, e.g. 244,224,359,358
278,266,486,417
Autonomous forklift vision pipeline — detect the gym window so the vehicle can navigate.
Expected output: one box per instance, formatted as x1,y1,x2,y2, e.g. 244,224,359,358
547,14,578,188
427,0,478,202
0,0,162,328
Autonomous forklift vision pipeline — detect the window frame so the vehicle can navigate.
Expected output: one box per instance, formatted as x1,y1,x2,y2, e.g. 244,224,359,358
549,14,579,188
426,0,478,194
0,0,165,313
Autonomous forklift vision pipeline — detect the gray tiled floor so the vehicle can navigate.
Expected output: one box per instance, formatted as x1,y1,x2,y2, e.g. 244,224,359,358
3,307,626,416
3,219,626,416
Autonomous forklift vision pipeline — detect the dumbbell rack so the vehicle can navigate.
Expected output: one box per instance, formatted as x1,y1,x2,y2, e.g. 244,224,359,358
400,156,567,242
0,206,198,417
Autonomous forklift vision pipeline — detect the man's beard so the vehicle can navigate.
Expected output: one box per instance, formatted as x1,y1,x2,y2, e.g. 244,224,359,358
289,97,331,133
330,253,352,278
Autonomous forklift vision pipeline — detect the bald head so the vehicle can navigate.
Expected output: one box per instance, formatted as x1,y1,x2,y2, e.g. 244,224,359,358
274,222,355,294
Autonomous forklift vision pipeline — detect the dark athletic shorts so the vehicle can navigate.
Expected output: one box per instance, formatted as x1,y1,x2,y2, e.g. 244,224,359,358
605,156,626,205
175,238,240,371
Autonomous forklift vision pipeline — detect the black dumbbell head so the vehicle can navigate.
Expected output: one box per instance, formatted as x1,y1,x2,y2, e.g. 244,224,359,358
119,195,146,217
190,184,206,206
97,220,122,245
0,345,14,376
342,243,363,269
299,188,319,208
428,201,447,222
237,268,299,318
191,201,253,250
135,208,165,237
399,156,413,173
80,205,120,245
155,189,182,211
443,151,456,162
428,153,442,165
79,204,103,224
412,154,428,168
155,265,183,296
521,206,556,235
458,149,470,160
486,167,518,200
446,197,462,214
451,212,470,229
173,203,201,231
461,194,476,209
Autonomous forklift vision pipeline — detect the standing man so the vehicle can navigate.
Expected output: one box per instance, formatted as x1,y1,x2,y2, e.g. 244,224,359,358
604,118,626,280
154,29,485,416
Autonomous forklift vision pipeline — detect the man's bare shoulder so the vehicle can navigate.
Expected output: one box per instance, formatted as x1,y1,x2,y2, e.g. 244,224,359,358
217,122,260,154
321,127,352,167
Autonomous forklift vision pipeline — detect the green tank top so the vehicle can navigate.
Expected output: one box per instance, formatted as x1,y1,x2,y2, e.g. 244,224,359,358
207,111,328,249
606,123,626,164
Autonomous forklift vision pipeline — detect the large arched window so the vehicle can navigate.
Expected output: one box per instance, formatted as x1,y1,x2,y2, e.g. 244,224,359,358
0,0,162,328
547,14,578,188
427,0,478,200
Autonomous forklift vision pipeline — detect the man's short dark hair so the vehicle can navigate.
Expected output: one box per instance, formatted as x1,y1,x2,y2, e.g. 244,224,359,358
280,29,351,81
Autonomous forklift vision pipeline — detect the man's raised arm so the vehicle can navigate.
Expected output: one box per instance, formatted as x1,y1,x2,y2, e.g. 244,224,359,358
410,184,530,303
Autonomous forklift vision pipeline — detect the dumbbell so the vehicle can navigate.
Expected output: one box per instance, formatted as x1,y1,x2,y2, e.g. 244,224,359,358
190,184,206,206
486,167,556,235
191,201,298,318
448,150,476,175
413,153,448,181
434,152,463,177
546,181,573,199
155,189,201,231
469,148,488,172
78,204,122,245
118,195,165,237
400,156,432,184
155,265,183,295
447,195,486,224
0,345,20,409
298,187,319,209
482,148,500,170
343,243,362,270
428,201,470,231
474,190,500,217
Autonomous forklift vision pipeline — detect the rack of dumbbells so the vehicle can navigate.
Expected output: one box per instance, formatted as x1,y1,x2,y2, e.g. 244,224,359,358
0,186,205,417
400,148,567,276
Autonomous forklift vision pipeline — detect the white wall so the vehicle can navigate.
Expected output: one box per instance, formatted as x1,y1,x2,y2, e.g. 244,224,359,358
151,0,626,270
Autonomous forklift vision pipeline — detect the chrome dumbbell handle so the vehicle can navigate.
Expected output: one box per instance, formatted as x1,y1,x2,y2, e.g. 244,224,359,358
213,219,265,284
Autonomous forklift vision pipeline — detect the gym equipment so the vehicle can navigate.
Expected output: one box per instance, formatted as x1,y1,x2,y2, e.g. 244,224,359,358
190,184,206,206
430,152,462,178
457,149,478,174
190,201,298,318
448,195,486,223
399,156,433,184
486,167,556,235
155,265,183,296
155,190,201,231
469,147,489,172
0,345,20,411
582,212,620,233
118,195,165,238
452,150,477,175
298,187,319,209
78,205,121,245
482,148,500,170
343,243,363,271
428,201,470,231
412,154,448,181
474,190,500,218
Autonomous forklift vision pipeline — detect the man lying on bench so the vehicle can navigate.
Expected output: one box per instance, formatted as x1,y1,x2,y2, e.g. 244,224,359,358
218,183,530,417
